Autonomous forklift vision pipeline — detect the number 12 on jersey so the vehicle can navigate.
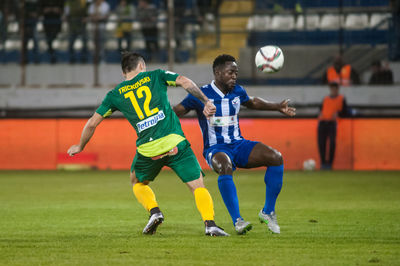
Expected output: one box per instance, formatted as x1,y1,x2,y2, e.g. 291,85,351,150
124,86,159,120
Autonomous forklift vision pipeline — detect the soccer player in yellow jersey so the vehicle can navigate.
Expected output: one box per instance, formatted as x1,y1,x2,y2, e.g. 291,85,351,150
67,52,229,236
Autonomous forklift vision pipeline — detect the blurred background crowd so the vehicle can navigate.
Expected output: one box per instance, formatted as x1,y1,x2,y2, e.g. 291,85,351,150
0,0,221,64
0,0,398,87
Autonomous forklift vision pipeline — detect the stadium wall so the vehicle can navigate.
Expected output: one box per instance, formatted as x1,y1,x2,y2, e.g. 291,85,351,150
1,118,399,171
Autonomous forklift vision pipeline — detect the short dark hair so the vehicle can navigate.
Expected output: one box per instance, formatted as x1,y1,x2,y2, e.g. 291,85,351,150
121,52,145,74
329,82,339,89
212,54,236,73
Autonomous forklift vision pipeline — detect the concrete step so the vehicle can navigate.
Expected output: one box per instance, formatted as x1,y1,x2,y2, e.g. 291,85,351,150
219,33,248,47
220,0,254,14
196,33,218,47
220,17,249,31
196,0,253,63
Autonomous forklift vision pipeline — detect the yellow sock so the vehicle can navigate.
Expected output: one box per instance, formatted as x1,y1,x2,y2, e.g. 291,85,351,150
194,187,215,221
132,183,158,212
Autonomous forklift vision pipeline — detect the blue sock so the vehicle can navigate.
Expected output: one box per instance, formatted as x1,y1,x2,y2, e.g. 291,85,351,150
263,164,284,214
218,175,241,224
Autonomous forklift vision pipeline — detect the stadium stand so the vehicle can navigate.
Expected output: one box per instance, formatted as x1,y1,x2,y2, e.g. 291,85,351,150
254,0,390,9
295,14,320,30
247,13,390,46
241,0,393,84
0,0,397,86
0,0,201,64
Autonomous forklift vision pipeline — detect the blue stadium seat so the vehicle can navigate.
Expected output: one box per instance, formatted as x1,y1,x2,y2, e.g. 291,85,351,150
247,30,388,46
255,0,389,9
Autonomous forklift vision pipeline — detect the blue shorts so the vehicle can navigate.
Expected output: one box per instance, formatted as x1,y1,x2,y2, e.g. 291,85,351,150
204,139,259,171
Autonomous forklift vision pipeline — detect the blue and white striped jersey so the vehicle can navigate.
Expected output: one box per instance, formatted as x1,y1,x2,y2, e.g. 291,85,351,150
180,80,250,152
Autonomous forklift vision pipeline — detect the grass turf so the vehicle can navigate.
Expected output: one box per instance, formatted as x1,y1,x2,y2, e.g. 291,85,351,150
0,170,399,265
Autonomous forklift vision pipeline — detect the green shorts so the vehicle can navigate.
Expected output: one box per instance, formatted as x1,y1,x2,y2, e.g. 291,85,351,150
131,140,204,183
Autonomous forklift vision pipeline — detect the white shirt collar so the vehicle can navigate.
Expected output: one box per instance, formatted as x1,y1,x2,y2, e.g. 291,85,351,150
211,80,226,98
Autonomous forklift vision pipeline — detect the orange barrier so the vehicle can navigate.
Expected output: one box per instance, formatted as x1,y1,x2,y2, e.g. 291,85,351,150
1,118,400,170
352,119,400,170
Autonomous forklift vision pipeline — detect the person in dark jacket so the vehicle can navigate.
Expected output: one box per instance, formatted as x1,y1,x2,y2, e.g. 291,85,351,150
42,0,64,63
369,60,394,85
318,82,348,170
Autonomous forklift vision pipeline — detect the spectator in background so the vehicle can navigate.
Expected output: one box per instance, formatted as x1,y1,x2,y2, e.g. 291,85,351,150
369,60,394,85
173,0,201,62
22,0,40,64
322,55,360,86
88,0,110,62
137,0,158,62
115,0,135,52
106,0,119,10
65,0,88,63
254,0,302,13
152,0,163,8
389,0,400,61
0,1,8,48
0,0,17,60
0,3,4,43
198,0,222,16
318,82,348,170
173,0,186,54
41,0,64,64
0,0,12,61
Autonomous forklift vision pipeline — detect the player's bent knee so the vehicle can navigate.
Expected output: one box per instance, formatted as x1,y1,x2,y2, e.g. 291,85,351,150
186,176,205,193
212,153,233,175
269,151,283,166
219,164,233,175
130,172,138,185
130,172,149,186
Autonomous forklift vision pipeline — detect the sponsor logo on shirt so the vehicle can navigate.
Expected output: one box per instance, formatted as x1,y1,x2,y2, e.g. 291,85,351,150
209,115,238,127
136,110,165,132
232,97,240,105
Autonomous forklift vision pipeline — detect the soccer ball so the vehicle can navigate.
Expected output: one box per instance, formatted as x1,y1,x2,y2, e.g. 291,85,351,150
255,45,284,73
303,159,316,171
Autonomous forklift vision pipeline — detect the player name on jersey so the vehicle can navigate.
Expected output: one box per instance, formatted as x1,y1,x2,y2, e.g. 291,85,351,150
136,110,165,132
118,76,151,94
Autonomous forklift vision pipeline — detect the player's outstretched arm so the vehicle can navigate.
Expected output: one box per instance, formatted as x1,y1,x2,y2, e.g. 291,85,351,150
173,104,189,117
175,75,216,117
67,112,104,156
243,97,296,117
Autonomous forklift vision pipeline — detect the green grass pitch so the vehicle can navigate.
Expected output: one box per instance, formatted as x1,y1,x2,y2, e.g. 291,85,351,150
0,170,399,265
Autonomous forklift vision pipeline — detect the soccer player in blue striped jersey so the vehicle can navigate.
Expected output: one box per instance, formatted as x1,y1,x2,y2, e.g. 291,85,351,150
174,54,296,234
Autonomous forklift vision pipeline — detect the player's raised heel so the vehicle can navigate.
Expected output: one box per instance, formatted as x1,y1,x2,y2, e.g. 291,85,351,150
143,211,164,235
258,210,280,234
234,218,252,235
205,220,230,236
